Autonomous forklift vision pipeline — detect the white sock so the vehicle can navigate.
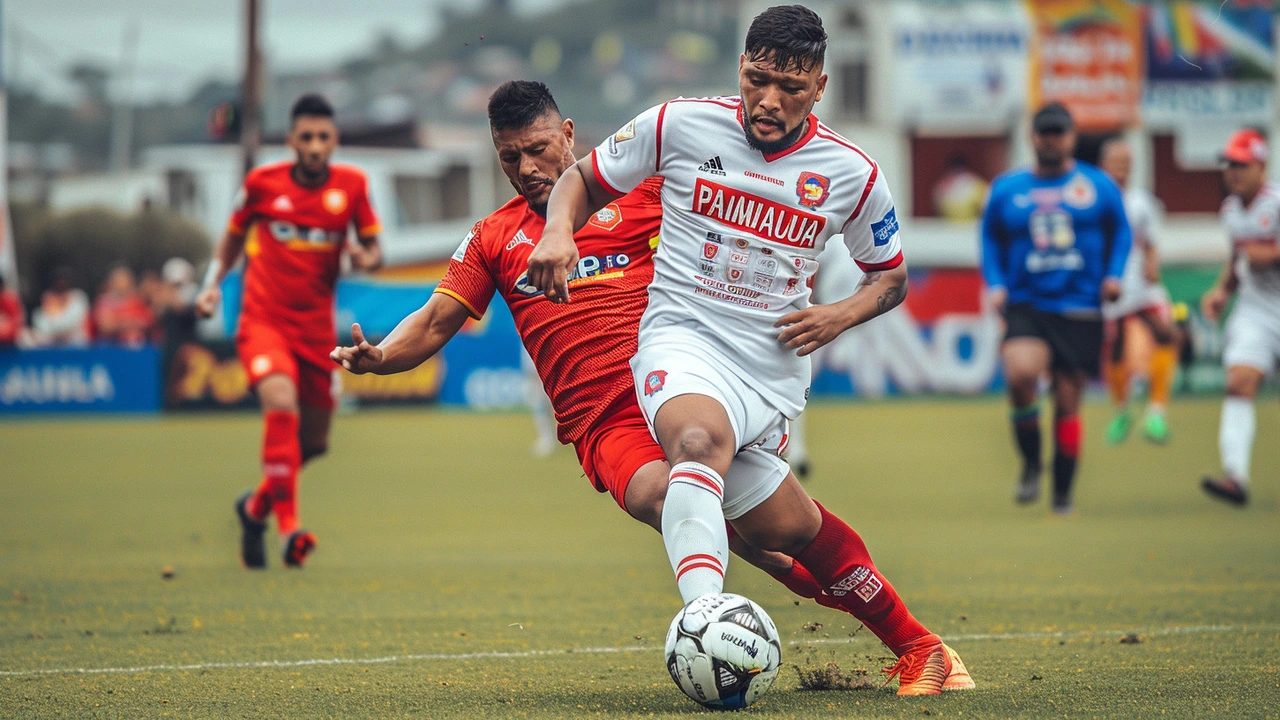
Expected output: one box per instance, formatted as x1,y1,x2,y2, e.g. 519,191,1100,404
662,461,728,604
1219,397,1255,486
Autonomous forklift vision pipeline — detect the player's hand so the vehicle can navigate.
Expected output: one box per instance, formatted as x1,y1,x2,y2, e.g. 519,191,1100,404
350,242,383,272
775,304,848,357
1144,258,1161,284
986,287,1008,315
1101,278,1122,304
195,286,221,318
526,227,578,303
330,323,384,374
1201,286,1230,323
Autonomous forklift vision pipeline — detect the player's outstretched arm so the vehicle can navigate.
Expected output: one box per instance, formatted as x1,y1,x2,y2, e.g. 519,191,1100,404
775,263,909,357
527,159,619,303
195,229,248,317
330,293,471,374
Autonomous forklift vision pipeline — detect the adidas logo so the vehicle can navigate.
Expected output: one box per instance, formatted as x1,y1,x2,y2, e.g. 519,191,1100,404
272,195,294,212
698,156,726,176
718,666,739,687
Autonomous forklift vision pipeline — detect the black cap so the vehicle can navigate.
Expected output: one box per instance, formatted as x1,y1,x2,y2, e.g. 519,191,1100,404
1032,102,1073,133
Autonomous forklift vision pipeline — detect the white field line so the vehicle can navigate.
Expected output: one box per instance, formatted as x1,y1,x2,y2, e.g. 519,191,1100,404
2,623,1275,679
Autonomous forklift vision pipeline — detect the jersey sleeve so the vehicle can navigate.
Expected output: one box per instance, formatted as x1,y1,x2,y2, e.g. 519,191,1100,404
352,173,382,238
979,180,1008,290
434,221,496,319
1100,176,1132,280
226,172,260,234
590,103,666,197
840,168,904,272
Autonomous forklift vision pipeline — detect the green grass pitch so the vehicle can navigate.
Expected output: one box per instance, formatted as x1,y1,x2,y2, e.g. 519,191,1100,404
1,397,1278,718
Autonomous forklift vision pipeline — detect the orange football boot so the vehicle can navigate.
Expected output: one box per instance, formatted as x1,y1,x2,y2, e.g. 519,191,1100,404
942,644,975,691
883,634,950,696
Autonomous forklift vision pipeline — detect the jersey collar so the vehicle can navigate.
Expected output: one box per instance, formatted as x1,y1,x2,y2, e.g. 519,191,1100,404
736,106,820,163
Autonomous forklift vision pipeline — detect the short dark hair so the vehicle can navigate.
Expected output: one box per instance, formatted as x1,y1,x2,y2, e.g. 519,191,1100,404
487,80,561,132
291,93,334,123
745,5,827,73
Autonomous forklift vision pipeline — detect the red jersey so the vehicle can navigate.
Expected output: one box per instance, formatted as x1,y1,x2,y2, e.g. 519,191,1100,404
228,161,380,343
436,178,663,443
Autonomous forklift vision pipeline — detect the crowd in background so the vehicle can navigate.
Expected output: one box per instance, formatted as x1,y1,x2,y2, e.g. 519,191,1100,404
0,259,198,350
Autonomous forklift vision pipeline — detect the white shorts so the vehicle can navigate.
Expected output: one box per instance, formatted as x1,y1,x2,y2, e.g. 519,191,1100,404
1224,304,1280,375
631,340,790,521
1104,284,1171,321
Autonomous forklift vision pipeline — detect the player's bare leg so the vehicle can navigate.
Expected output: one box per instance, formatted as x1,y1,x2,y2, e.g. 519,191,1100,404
299,403,332,465
624,459,819,594
652,394,736,604
1140,311,1177,444
1203,365,1263,505
1002,338,1050,504
731,474,971,694
1049,370,1086,515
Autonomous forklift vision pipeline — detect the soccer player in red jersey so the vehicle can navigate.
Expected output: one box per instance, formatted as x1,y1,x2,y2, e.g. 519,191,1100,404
334,83,972,698
197,94,382,569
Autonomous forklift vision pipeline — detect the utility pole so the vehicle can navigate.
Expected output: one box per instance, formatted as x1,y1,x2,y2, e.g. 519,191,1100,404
241,0,262,177
109,23,139,173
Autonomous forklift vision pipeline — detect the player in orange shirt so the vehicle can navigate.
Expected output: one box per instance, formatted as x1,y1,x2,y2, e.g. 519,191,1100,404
332,83,973,696
197,94,382,569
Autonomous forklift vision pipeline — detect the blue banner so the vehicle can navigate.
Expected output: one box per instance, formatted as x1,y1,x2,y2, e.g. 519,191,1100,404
0,347,161,414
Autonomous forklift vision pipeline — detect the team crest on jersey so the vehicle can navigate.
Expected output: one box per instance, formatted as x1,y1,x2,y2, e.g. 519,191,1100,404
1063,175,1097,209
703,242,720,260
796,172,830,208
608,120,637,155
588,203,624,231
727,267,745,283
272,195,294,213
643,370,668,397
323,188,348,214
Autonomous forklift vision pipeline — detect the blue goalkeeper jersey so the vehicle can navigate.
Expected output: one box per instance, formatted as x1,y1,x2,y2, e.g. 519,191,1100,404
980,161,1131,315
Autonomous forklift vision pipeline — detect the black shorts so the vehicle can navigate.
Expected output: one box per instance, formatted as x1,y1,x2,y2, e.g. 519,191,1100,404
1003,303,1104,378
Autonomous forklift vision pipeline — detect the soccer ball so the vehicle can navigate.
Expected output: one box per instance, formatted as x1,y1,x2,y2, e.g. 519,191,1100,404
664,593,782,709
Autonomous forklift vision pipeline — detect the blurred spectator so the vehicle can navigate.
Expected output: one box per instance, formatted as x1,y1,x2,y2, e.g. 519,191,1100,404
933,154,990,222
156,257,198,346
93,265,156,347
0,275,26,348
139,268,164,313
30,268,92,347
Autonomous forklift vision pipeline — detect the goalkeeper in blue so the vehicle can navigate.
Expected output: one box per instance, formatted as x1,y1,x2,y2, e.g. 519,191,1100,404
980,103,1131,515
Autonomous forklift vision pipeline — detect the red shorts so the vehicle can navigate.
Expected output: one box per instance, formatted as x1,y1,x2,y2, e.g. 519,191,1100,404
236,319,338,410
574,392,667,513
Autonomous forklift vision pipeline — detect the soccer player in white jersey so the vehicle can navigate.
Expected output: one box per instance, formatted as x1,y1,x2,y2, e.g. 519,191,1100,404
1201,129,1280,506
1099,137,1178,445
528,5,973,696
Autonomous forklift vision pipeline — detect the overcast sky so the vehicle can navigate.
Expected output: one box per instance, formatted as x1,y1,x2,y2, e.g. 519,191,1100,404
4,0,576,103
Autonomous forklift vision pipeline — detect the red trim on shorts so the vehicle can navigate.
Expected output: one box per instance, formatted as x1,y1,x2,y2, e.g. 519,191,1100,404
856,250,904,273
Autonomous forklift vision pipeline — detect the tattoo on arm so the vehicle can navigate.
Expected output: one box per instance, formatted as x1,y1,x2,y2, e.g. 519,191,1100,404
877,285,904,314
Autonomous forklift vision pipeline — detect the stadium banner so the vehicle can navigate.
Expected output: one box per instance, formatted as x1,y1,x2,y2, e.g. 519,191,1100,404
1025,0,1144,132
890,0,1030,131
1141,0,1276,168
0,346,161,414
812,267,1003,398
181,272,526,410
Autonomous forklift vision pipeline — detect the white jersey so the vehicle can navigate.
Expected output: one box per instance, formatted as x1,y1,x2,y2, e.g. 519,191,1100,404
1104,187,1169,319
1222,182,1280,313
592,96,903,417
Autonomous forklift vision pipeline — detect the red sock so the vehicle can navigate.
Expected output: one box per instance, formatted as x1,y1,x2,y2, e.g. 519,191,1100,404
794,501,933,657
249,410,301,535
770,560,847,613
